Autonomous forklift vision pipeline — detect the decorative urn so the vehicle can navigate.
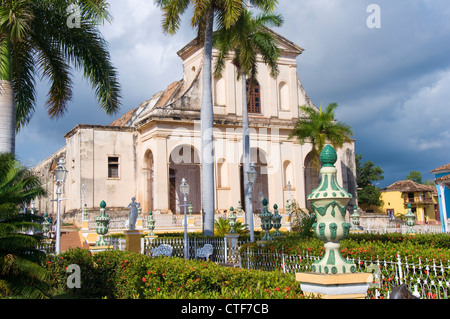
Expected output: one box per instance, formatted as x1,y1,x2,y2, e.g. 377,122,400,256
95,200,110,246
307,145,356,274
147,211,156,236
259,198,273,241
228,206,237,234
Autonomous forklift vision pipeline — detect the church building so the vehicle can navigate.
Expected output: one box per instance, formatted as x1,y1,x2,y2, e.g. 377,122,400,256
33,29,357,227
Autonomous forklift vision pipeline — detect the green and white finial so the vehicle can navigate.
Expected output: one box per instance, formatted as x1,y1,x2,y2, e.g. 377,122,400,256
307,145,352,200
320,144,338,167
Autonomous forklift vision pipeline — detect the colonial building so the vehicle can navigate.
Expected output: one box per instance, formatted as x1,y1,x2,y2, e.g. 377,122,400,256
372,180,440,225
33,30,357,227
431,164,450,232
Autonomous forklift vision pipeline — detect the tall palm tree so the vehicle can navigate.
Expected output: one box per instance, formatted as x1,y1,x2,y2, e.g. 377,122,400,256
213,9,283,241
0,0,121,154
155,0,278,237
289,103,354,169
0,152,50,298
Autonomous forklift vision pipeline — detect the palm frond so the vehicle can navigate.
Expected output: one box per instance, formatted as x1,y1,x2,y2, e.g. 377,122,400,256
10,39,36,130
0,154,49,298
32,4,121,116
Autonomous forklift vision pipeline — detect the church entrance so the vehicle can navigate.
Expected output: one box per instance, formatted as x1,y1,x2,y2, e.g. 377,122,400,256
169,145,201,214
304,151,321,210
240,148,269,214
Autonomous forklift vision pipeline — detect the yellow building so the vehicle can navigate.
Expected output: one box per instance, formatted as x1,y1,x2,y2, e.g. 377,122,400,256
375,180,440,225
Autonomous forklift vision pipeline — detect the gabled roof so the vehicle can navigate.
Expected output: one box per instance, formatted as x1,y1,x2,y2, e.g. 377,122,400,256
177,27,304,61
383,180,436,193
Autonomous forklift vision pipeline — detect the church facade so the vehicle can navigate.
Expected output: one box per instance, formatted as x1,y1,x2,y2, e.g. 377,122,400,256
33,30,357,227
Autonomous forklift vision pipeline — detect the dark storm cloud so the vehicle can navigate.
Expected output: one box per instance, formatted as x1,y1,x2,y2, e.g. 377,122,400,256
16,0,450,188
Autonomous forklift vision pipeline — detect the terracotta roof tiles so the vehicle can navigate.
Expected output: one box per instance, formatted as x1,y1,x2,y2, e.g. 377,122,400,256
430,164,450,174
384,180,436,193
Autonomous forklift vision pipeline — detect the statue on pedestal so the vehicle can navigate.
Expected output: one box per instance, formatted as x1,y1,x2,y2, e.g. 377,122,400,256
127,197,140,230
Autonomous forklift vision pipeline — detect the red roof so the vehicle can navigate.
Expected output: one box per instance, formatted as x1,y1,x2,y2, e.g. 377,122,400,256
430,164,450,174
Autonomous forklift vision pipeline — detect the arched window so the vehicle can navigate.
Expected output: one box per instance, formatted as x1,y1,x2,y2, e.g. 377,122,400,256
304,152,320,210
246,80,261,114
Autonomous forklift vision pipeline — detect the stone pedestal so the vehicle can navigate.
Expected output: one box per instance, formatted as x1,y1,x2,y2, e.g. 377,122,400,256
296,272,373,299
136,217,143,230
187,216,195,231
225,233,240,263
124,230,143,253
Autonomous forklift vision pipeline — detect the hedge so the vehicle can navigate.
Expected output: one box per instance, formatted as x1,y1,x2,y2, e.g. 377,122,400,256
45,249,309,299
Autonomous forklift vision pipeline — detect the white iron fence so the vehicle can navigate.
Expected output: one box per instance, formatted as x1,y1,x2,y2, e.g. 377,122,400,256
238,247,450,299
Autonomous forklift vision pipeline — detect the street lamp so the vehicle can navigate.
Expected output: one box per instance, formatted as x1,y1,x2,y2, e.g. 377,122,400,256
247,162,258,242
53,157,67,254
180,178,190,259
287,180,292,207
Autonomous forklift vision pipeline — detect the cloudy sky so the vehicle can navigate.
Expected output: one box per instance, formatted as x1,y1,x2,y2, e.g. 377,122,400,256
15,0,450,188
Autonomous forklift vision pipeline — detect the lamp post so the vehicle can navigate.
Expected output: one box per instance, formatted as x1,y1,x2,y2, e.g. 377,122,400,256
53,158,67,254
287,180,292,206
180,178,190,259
247,162,258,242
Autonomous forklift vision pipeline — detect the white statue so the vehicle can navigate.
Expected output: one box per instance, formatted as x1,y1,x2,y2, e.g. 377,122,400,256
127,197,140,230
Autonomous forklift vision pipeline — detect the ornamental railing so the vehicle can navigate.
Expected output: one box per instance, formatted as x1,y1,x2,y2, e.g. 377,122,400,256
238,248,450,299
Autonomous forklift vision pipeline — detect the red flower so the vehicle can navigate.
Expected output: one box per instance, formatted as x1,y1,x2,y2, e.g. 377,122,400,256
157,288,161,292
142,277,146,282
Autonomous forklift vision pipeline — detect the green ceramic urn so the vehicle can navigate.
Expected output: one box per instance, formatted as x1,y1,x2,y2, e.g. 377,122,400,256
307,145,356,274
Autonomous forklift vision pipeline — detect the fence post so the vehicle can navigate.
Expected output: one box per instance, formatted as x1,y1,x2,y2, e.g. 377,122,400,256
397,253,403,284
224,236,228,263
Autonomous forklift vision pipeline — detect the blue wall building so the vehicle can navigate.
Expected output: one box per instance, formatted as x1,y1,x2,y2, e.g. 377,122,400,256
431,164,450,233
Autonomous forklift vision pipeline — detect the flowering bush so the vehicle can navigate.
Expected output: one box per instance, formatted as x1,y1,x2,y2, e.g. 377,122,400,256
241,232,450,263
44,249,309,299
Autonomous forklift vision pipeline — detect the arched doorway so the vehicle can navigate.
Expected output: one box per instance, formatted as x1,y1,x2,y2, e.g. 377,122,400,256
144,149,154,213
240,148,269,214
169,145,201,214
304,151,320,210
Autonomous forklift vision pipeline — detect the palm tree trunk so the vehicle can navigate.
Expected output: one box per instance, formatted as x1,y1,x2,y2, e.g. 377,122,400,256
241,72,254,241
0,80,16,154
201,8,215,237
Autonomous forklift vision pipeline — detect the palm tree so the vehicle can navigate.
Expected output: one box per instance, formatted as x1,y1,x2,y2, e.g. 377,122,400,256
289,103,354,169
214,217,248,237
155,0,278,237
0,152,50,298
213,9,282,241
0,0,121,154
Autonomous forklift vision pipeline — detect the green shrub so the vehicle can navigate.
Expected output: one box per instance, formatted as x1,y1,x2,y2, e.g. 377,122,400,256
45,249,309,299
